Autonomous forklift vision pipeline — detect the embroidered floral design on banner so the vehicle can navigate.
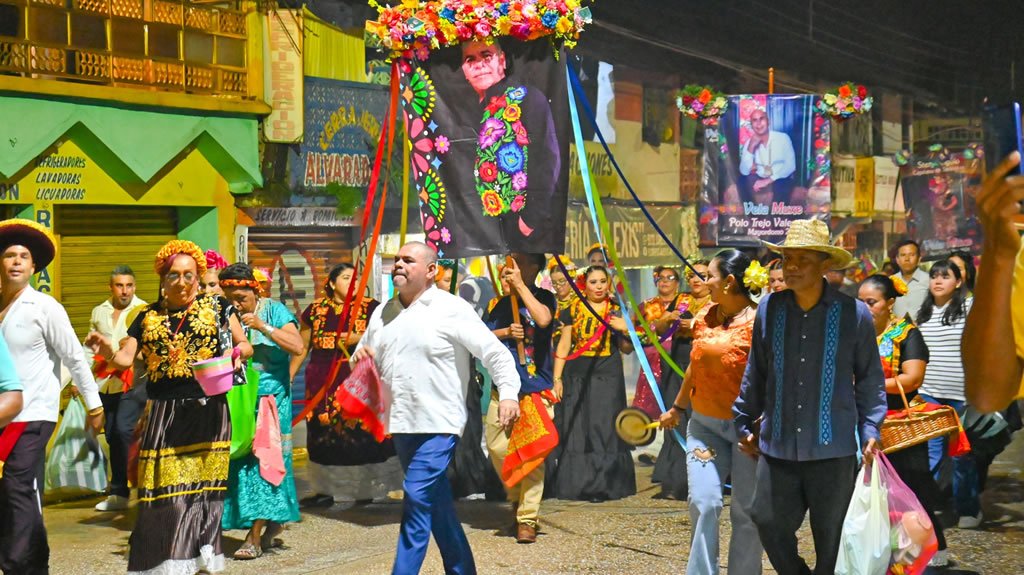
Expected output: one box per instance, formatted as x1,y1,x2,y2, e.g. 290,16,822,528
475,85,530,217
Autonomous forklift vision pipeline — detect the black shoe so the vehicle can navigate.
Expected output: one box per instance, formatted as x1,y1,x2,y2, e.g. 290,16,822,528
300,494,334,508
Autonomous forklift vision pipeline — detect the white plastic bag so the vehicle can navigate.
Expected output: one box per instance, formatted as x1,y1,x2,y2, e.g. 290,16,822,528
836,460,891,575
45,396,107,497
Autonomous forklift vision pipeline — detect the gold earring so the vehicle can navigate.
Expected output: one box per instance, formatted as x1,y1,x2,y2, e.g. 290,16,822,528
723,284,730,294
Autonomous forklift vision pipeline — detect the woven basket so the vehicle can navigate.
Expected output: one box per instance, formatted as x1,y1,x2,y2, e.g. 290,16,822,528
880,380,960,454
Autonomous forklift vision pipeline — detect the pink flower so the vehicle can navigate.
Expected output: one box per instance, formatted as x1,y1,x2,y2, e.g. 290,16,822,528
474,21,491,37
511,171,528,191
440,227,452,243
435,135,450,154
510,195,526,212
512,121,529,145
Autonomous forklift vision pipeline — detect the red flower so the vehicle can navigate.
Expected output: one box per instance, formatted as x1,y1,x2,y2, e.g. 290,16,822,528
479,162,498,182
486,96,507,114
512,121,529,145
857,85,867,99
838,84,852,98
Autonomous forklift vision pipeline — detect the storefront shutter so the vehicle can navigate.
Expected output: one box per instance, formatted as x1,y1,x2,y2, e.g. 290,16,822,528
57,206,177,339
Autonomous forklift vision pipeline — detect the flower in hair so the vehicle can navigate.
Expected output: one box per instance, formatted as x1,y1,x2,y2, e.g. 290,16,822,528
743,260,769,291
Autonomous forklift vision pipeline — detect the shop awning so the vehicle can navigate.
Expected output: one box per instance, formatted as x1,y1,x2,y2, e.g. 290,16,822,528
0,96,262,188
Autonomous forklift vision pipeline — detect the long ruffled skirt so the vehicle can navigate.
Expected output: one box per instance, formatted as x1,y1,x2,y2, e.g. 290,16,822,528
127,396,230,575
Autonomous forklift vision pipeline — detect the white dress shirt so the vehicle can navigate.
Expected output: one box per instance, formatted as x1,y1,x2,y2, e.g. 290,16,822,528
739,130,796,181
2,286,101,422
358,285,521,436
90,295,146,393
892,268,930,321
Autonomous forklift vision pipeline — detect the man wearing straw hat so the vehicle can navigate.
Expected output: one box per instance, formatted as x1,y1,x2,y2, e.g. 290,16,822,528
733,218,886,575
0,219,103,574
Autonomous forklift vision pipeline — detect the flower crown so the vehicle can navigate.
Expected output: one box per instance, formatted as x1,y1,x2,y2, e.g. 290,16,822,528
743,260,769,292
155,239,206,276
817,82,873,119
220,278,260,290
890,275,909,297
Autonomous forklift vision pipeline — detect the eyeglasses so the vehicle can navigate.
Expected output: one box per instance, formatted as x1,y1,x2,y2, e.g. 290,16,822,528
165,272,196,285
551,279,569,287
656,275,678,282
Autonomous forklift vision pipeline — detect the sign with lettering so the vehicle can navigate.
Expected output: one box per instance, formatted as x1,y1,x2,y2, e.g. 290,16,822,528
699,94,831,246
288,78,387,203
901,152,982,258
569,141,617,198
263,11,304,143
564,201,684,268
832,155,875,216
240,207,355,227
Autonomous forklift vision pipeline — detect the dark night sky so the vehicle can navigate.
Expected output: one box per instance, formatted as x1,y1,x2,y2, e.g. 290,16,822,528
305,0,1020,115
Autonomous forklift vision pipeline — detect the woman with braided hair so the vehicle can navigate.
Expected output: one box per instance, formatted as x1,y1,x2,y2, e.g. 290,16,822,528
92,239,252,574
219,263,305,560
292,263,400,507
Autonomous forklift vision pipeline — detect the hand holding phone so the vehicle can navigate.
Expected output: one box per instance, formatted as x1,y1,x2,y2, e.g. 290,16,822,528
982,103,1023,176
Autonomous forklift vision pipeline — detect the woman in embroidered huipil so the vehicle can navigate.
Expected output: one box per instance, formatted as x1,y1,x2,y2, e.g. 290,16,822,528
659,250,764,574
858,274,947,562
549,265,636,501
651,260,711,499
95,240,252,575
219,264,305,560
293,263,400,507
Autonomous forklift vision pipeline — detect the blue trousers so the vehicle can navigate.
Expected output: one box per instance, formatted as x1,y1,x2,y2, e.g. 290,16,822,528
917,394,981,517
392,434,476,575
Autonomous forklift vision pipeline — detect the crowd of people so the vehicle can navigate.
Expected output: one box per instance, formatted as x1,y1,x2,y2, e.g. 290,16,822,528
0,154,1021,574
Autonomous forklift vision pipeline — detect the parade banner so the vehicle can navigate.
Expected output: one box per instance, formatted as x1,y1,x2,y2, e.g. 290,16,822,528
699,94,831,246
287,78,389,204
399,39,571,258
564,201,683,268
901,152,982,259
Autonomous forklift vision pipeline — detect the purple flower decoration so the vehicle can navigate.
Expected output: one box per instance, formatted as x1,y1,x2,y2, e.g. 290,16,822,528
478,118,506,148
440,227,452,244
435,135,450,154
511,171,528,191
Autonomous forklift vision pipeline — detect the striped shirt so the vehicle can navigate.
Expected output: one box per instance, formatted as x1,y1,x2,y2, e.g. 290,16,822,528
917,298,973,402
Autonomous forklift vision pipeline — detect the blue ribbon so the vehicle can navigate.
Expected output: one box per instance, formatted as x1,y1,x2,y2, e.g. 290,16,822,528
566,64,686,451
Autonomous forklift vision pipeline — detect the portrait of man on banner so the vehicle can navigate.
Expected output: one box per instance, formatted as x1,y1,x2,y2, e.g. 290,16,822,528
400,39,570,258
699,93,830,247
901,154,982,259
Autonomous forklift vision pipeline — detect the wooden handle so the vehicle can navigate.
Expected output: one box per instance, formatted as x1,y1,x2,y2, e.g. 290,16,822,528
505,256,527,366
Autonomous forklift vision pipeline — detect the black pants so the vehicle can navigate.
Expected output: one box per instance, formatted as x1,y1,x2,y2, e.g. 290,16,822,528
750,454,857,575
0,420,56,575
99,382,146,498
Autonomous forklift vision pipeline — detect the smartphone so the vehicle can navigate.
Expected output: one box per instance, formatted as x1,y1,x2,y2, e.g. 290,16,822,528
982,102,1023,176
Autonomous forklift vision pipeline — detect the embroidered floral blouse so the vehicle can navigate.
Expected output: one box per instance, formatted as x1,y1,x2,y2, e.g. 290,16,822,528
127,294,235,400
559,298,623,358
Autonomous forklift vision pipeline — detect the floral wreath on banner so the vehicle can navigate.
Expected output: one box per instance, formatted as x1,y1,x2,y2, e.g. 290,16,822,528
676,85,729,126
366,0,593,60
817,82,873,120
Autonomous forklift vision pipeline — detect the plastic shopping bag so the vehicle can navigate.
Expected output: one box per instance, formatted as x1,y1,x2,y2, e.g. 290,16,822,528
877,453,937,575
227,361,259,460
836,459,891,575
44,396,108,498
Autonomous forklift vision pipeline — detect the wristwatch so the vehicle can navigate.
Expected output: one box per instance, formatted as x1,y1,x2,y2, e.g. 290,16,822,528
263,325,276,336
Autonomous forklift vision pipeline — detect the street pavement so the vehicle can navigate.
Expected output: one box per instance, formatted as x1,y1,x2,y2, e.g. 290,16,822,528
46,433,1024,574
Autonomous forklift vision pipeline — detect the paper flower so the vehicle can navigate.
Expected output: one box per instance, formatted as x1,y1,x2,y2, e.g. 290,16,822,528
435,135,450,154
743,260,769,292
891,275,909,297
676,84,729,126
817,82,873,120
366,0,593,60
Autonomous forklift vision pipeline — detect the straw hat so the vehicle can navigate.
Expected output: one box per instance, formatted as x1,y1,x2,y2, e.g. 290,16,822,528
763,219,853,269
0,219,56,270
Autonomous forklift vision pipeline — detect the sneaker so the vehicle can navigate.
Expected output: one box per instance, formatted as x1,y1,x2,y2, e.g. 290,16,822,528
957,511,983,529
94,495,129,512
928,549,949,567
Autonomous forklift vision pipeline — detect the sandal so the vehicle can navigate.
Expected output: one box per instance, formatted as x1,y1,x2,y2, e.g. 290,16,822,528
233,542,262,560
260,522,284,550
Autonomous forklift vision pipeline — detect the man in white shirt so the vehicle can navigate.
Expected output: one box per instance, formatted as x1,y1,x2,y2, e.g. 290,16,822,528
88,265,146,512
739,108,797,205
352,242,521,575
0,219,102,575
891,239,930,319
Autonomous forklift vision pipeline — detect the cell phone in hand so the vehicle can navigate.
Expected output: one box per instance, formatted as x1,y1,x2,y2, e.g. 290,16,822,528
982,102,1023,176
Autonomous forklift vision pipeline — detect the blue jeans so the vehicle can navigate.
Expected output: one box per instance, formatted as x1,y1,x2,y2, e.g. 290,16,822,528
392,434,476,575
685,411,762,575
917,394,981,518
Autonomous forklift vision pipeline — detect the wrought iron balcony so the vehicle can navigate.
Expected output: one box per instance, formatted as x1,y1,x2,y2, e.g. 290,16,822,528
0,0,250,97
